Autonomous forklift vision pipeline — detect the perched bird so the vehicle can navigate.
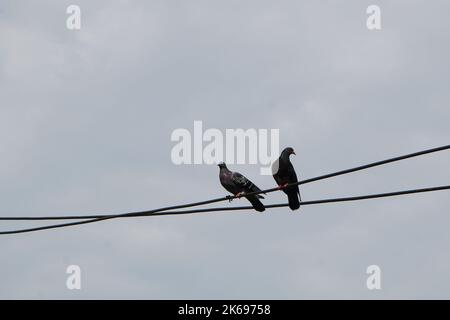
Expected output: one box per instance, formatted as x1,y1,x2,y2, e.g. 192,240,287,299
218,162,265,212
272,147,301,210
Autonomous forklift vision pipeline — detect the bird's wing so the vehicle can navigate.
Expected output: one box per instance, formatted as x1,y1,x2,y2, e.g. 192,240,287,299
232,172,264,197
287,163,298,181
287,163,300,196
231,171,251,187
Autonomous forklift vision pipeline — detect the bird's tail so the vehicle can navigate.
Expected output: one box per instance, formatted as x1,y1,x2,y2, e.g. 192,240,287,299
287,191,301,210
246,196,265,212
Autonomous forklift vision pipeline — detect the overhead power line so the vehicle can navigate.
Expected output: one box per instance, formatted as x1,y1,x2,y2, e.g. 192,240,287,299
0,144,449,235
1,185,449,222
0,185,449,235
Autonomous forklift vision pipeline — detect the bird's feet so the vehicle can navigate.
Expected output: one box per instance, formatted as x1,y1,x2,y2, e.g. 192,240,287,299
278,183,289,190
235,192,246,199
226,195,234,202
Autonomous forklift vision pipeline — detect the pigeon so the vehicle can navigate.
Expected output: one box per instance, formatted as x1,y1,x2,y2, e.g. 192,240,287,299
272,147,301,210
218,162,265,212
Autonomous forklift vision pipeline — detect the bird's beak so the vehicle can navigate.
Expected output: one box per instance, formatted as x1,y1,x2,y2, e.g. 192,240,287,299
292,150,296,155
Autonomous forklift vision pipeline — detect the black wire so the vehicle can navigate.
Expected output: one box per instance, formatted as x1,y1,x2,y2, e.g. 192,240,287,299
0,144,449,234
1,185,449,234
3,144,450,222
2,185,449,221
243,144,450,198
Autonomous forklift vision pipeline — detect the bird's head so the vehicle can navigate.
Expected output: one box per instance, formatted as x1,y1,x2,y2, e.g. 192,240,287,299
217,162,227,169
282,147,296,157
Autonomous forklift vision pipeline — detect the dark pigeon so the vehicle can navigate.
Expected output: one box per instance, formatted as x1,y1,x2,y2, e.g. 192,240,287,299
272,147,301,210
218,162,265,212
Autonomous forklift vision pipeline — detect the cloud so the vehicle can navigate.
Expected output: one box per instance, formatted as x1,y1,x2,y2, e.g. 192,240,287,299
0,0,449,298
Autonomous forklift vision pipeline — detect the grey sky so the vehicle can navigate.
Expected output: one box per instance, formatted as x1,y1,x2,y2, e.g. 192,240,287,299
0,0,449,299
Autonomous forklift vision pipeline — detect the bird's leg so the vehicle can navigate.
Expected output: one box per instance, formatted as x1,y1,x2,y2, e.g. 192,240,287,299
278,183,289,190
235,192,246,198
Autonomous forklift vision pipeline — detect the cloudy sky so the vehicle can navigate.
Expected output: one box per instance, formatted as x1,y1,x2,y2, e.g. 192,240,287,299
0,0,449,299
